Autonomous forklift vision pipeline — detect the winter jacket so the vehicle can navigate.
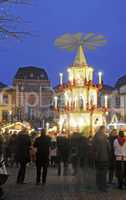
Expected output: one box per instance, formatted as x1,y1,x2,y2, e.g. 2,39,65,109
34,135,51,162
15,132,31,163
92,131,111,162
114,138,126,161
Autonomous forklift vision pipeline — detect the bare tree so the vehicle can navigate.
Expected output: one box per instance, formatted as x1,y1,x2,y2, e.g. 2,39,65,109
0,0,31,4
0,0,32,40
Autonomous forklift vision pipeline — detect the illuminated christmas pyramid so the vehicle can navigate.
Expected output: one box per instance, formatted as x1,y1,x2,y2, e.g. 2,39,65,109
54,46,107,135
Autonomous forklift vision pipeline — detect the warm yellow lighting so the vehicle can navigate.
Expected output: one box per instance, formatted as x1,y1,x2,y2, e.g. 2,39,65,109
46,122,49,134
69,117,76,127
86,70,89,81
74,96,78,109
54,96,58,109
64,92,69,106
48,126,57,132
68,97,72,108
55,47,106,135
105,95,108,108
67,68,71,73
78,118,84,127
59,73,63,85
98,71,102,84
67,68,74,84
89,68,93,81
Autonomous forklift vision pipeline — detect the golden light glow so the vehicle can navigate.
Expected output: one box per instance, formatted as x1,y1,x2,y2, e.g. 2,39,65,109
55,46,106,135
105,95,108,108
98,71,102,84
59,73,63,85
54,96,58,109
46,122,49,134
89,67,93,81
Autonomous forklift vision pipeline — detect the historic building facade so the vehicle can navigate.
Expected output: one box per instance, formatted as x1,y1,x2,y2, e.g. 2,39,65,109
13,66,53,126
110,75,126,122
100,75,126,123
0,82,15,123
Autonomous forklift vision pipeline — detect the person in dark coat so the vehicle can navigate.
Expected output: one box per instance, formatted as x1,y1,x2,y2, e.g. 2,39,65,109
4,132,11,167
16,129,31,184
56,134,70,176
87,135,95,168
9,133,17,167
0,134,5,200
70,133,87,174
93,126,111,192
0,134,3,158
33,129,51,185
108,129,117,184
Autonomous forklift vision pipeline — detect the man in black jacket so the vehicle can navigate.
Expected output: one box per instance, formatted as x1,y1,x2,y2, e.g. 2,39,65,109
57,134,70,176
16,129,31,184
33,129,51,185
93,126,111,192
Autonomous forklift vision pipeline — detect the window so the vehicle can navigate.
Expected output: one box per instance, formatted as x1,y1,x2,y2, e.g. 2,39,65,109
3,95,8,104
28,107,34,120
2,111,8,121
115,96,120,108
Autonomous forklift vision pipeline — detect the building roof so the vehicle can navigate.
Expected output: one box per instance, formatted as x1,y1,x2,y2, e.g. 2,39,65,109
103,84,114,91
0,82,8,88
14,66,49,80
115,75,126,89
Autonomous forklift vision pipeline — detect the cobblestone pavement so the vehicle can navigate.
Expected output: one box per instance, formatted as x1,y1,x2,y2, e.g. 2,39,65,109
2,165,126,200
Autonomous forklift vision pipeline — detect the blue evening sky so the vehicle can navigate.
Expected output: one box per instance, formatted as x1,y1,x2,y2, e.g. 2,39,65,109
0,0,126,87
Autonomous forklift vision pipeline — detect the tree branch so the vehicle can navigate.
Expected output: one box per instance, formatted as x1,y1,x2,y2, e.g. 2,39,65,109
0,0,32,5
0,0,32,40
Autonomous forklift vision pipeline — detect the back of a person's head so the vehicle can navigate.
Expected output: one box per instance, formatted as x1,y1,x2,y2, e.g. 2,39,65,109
98,125,106,133
22,128,28,133
0,134,3,141
88,135,92,139
19,130,24,135
41,129,46,137
11,133,15,138
5,129,9,134
119,130,124,137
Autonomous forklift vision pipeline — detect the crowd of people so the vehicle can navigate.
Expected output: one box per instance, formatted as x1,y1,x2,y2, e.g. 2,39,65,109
0,125,126,198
